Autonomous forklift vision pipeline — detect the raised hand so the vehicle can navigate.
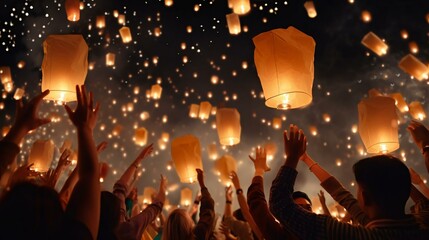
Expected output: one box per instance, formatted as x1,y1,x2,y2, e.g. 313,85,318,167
284,124,307,168
225,185,233,202
249,147,271,175
318,190,326,205
409,168,424,185
230,171,241,190
154,174,167,203
58,149,72,168
196,168,205,188
8,163,39,188
14,90,51,133
64,85,99,130
407,120,429,151
96,141,108,154
134,143,154,166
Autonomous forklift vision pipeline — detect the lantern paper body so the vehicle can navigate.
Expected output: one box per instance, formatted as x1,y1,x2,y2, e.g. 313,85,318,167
231,0,251,15
13,88,25,100
216,108,241,146
106,53,116,66
189,104,200,118
253,27,315,109
151,84,162,99
135,127,148,146
171,135,203,183
180,188,193,207
409,101,426,120
304,1,317,18
65,0,80,21
264,142,277,161
398,54,429,81
214,155,237,186
226,13,241,35
272,117,282,129
207,143,218,160
118,15,126,25
28,139,55,172
389,93,409,113
361,32,388,56
165,0,173,6
0,66,14,92
358,96,399,154
143,187,157,204
409,41,418,53
199,101,212,120
41,35,88,102
96,16,106,28
119,26,132,43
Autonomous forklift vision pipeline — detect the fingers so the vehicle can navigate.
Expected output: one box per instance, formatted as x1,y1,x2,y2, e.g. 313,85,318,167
88,91,94,110
75,85,82,107
248,155,255,162
81,85,88,107
31,90,50,106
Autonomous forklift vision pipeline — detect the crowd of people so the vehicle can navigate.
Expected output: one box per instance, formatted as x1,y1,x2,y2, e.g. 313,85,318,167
0,86,429,239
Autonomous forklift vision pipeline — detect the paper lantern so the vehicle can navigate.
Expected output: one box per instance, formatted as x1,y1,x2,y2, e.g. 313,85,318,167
41,35,88,102
409,41,418,53
96,16,106,28
118,14,126,25
151,84,162,100
165,0,173,6
272,117,282,129
0,66,12,86
368,88,383,98
180,187,193,207
226,13,241,35
171,134,203,183
361,10,371,23
361,32,388,56
409,101,426,121
119,26,132,43
216,108,241,146
106,53,116,66
28,139,55,172
309,125,318,136
134,127,148,146
158,139,167,150
304,1,317,18
389,93,409,113
400,30,408,39
358,96,399,154
253,27,316,109
207,143,218,160
143,187,157,204
65,0,80,21
198,101,212,120
2,126,10,137
17,61,26,69
214,155,237,186
112,124,123,136
231,0,251,15
13,88,24,100
264,142,277,161
398,54,429,81
161,132,170,142
189,104,200,118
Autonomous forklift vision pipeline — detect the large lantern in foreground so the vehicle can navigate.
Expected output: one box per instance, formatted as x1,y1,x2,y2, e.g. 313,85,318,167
361,32,388,56
171,134,203,183
65,0,80,21
180,187,193,207
253,27,315,110
41,35,88,102
28,139,55,172
214,155,237,186
358,96,399,154
216,108,241,146
398,54,429,81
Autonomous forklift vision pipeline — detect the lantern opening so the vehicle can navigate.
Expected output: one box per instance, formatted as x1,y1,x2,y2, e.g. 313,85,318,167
265,92,312,110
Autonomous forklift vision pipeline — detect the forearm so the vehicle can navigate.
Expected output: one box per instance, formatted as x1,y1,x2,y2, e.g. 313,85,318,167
302,155,331,183
417,182,429,199
321,201,332,216
237,193,263,240
59,168,79,209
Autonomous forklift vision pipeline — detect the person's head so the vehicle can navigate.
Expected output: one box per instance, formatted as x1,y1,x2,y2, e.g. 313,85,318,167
162,208,195,240
233,208,245,221
98,191,121,240
292,191,312,212
353,155,410,217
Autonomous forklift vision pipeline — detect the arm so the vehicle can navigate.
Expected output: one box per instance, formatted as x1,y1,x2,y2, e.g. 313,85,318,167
41,149,71,189
193,168,215,240
410,168,429,199
224,185,233,218
64,85,100,240
119,144,153,190
318,190,332,217
407,120,429,174
219,222,238,240
59,167,79,210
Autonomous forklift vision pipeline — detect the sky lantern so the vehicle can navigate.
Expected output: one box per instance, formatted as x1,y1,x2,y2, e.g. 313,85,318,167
358,96,399,154
180,188,193,207
112,124,123,136
409,41,419,54
96,15,106,28
41,34,88,102
165,0,173,6
65,0,80,22
214,155,237,186
207,143,218,160
368,88,382,97
400,30,408,39
398,54,429,81
13,88,24,100
171,134,203,183
198,101,212,120
409,101,426,121
118,14,126,25
226,13,241,35
189,104,199,118
216,108,241,146
264,142,277,161
143,187,157,204
106,53,115,66
161,132,170,142
361,10,371,23
28,139,55,172
389,93,409,113
361,32,388,56
151,84,162,100
304,1,317,18
119,26,132,43
134,127,148,146
230,0,251,15
272,117,282,129
253,27,315,110
0,66,13,92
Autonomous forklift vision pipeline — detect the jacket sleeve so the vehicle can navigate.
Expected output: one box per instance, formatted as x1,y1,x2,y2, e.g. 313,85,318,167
193,186,215,240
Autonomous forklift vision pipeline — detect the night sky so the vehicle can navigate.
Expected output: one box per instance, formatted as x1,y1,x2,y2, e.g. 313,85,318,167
0,0,429,215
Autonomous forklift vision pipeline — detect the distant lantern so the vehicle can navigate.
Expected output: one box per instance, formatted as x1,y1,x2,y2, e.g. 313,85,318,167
389,93,409,113
17,61,26,69
304,1,317,18
216,108,241,146
309,125,318,136
106,53,116,66
161,132,170,142
41,34,88,102
226,13,241,35
13,88,25,100
214,155,237,186
143,187,157,204
361,10,371,23
151,84,162,100
409,41,419,54
207,143,218,160
118,14,126,25
28,139,55,172
272,117,282,129
65,0,80,21
361,32,388,56
253,27,315,110
171,134,203,183
113,10,119,18
165,0,173,6
189,104,200,118
264,142,277,161
400,30,408,39
112,124,123,136
398,54,429,81
119,26,132,43
358,96,399,154
0,66,13,91
154,27,162,37
198,101,212,120
231,0,251,15
134,127,148,146
180,188,193,207
96,16,106,28
409,101,426,121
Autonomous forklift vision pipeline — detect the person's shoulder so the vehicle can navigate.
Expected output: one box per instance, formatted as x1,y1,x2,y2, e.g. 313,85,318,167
61,216,93,240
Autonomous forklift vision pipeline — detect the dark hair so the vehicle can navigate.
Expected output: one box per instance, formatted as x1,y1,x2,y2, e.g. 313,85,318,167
233,208,245,221
353,155,410,209
292,191,312,205
98,191,121,240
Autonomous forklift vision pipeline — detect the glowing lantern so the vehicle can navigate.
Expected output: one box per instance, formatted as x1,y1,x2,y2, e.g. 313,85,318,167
389,93,409,113
368,88,382,97
151,84,162,100
400,30,408,39
409,41,419,54
17,61,25,69
13,88,25,100
154,27,162,37
112,124,123,136
118,14,125,25
361,32,388,56
2,126,10,137
171,134,203,183
134,127,148,146
180,188,193,207
231,0,251,15
309,125,318,136
207,143,218,160
361,10,371,23
165,0,173,6
253,27,315,110
143,187,157,204
119,26,132,43
189,104,199,118
106,53,116,66
398,54,429,81
409,101,426,121
96,16,106,28
358,96,399,154
264,142,277,161
198,101,212,120
0,66,13,87
60,139,72,153
41,35,88,102
304,1,317,18
272,117,282,129
216,108,241,146
226,13,241,35
28,139,55,172
214,155,237,186
65,0,80,21
161,132,170,142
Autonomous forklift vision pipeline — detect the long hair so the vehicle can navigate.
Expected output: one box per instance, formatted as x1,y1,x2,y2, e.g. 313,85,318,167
162,208,195,240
